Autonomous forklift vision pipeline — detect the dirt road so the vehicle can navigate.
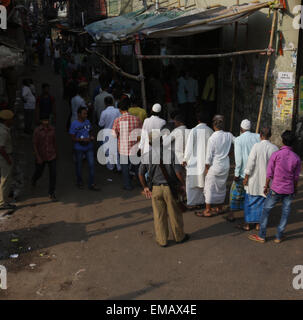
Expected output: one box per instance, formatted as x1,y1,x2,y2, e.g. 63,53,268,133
0,63,303,300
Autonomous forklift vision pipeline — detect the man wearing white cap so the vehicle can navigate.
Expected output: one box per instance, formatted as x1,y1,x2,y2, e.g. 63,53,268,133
139,103,166,155
227,119,260,222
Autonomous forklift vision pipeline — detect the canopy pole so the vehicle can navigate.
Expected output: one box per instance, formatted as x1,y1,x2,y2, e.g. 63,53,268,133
230,0,239,132
112,43,116,76
256,9,277,133
136,48,289,60
85,48,141,81
135,35,147,110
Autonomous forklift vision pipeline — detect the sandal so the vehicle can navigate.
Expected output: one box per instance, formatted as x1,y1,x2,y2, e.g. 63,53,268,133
195,210,218,218
236,223,252,231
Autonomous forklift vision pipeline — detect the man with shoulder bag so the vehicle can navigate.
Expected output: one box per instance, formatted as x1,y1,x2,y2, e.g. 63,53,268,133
139,133,189,247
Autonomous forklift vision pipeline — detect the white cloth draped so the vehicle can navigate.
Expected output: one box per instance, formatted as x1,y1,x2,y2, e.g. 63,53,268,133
204,130,234,204
244,140,278,196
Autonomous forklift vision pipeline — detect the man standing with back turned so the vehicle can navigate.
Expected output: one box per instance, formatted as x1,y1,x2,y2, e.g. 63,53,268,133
249,130,301,244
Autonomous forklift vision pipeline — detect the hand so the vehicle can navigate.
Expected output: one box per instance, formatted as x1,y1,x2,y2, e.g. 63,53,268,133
264,186,270,196
179,185,186,197
243,177,248,186
182,161,187,167
234,176,240,182
90,136,94,141
143,187,152,199
80,138,90,143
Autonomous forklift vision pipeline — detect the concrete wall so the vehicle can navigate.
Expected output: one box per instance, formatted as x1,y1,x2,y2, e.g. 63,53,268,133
105,0,301,143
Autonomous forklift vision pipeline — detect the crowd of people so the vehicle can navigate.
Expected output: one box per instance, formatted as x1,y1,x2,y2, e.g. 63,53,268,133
0,33,301,250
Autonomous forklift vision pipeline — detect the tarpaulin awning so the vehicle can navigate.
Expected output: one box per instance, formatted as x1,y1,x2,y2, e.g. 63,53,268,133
0,46,23,69
85,2,270,43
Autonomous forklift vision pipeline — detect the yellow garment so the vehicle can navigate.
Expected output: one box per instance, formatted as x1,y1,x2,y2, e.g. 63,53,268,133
128,107,147,123
152,185,185,246
202,73,215,102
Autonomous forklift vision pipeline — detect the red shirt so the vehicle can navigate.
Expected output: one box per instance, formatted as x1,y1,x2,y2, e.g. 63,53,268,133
33,125,57,162
112,112,142,156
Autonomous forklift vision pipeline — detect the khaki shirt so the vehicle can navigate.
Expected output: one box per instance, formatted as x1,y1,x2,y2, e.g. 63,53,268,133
0,122,12,154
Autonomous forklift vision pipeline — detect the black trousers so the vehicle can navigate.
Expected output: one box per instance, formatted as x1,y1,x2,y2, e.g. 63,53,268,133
32,159,56,195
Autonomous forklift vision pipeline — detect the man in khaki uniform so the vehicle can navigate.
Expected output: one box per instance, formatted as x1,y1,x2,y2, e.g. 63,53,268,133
139,135,189,247
0,110,16,210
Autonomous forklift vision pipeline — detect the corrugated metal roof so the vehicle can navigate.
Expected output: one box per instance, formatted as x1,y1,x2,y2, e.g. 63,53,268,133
85,2,270,43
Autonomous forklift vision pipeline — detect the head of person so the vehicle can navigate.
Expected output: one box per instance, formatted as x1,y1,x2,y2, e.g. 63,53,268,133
260,127,272,140
240,119,251,133
212,115,224,131
151,103,161,116
42,83,50,95
118,96,131,112
77,107,88,121
104,96,114,107
23,79,30,87
130,96,142,108
0,110,14,128
78,83,88,96
173,113,185,128
113,88,122,101
281,130,296,147
40,115,50,127
196,111,209,124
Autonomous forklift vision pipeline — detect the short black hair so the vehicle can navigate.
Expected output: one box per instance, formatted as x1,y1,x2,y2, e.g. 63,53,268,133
196,111,209,123
281,130,295,146
260,127,272,139
173,113,185,124
77,107,87,115
104,96,113,106
118,97,131,111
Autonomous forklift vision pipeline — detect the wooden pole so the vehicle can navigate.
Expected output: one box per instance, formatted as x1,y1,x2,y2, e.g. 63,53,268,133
137,48,272,59
230,0,239,133
85,49,141,81
135,34,147,110
256,9,278,133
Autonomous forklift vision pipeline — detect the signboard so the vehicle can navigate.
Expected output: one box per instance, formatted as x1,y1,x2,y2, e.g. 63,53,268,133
276,72,295,89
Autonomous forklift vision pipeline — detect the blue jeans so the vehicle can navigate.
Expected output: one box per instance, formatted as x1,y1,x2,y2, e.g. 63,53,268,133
120,154,139,190
75,149,95,187
259,190,293,240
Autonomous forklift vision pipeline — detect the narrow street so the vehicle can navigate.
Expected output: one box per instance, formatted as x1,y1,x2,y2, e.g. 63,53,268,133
0,62,303,300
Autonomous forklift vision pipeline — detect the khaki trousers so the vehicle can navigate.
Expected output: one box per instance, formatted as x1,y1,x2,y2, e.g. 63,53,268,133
152,185,185,246
0,158,12,206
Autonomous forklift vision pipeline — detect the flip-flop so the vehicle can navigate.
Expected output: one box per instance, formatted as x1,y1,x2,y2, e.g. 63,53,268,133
236,223,252,231
195,210,217,218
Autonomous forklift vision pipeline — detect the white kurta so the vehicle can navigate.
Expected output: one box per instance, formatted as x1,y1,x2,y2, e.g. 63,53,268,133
162,125,188,165
204,130,234,204
183,123,213,205
139,115,166,154
244,140,278,196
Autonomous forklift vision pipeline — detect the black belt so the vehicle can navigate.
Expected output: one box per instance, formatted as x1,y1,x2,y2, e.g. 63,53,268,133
153,183,169,186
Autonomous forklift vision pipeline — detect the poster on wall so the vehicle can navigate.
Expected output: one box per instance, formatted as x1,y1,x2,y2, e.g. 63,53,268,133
273,89,294,121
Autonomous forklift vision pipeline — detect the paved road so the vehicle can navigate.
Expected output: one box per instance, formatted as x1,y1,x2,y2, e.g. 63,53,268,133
0,63,303,300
